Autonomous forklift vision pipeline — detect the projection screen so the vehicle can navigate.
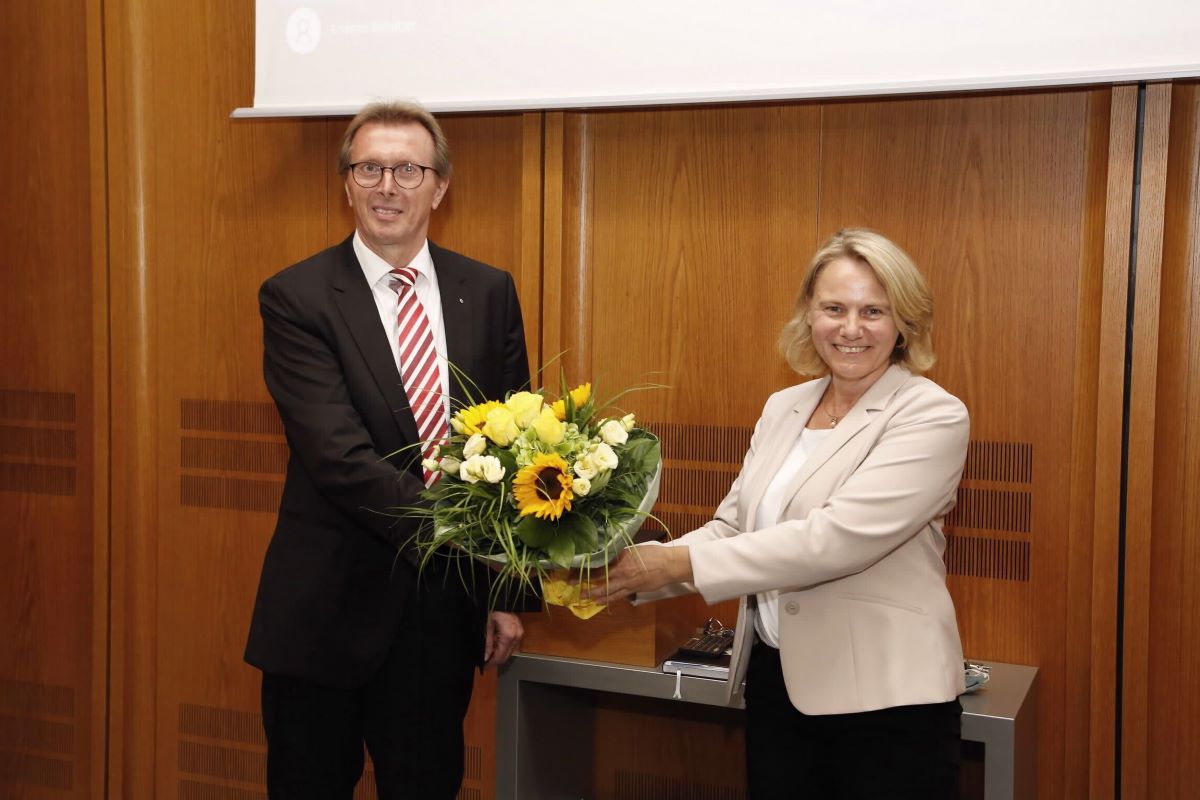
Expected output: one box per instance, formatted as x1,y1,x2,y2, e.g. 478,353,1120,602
236,0,1200,117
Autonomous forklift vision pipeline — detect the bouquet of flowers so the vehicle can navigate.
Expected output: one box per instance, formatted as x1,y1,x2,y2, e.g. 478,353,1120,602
408,379,662,618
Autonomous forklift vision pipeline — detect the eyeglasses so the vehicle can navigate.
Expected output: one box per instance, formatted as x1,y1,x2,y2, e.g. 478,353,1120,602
348,161,438,189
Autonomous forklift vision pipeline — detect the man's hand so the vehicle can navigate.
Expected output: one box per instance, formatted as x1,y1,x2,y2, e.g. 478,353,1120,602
585,544,693,605
483,611,524,669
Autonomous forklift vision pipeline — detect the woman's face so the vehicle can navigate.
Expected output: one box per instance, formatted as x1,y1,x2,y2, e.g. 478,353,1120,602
807,257,900,386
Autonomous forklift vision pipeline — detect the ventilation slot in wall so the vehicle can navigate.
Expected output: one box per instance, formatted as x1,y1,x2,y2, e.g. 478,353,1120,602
179,779,265,800
660,467,738,509
0,390,76,423
947,488,1032,533
0,679,75,791
945,533,1031,582
963,440,1033,484
180,400,286,513
179,704,266,746
181,476,284,513
0,390,77,496
647,421,752,464
641,510,717,539
181,400,283,435
614,769,746,800
640,422,750,540
178,741,265,785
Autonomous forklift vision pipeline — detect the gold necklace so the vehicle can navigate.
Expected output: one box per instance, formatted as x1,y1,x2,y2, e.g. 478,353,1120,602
823,399,847,428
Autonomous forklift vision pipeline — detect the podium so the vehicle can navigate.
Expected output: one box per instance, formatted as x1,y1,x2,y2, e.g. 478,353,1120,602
495,654,1038,800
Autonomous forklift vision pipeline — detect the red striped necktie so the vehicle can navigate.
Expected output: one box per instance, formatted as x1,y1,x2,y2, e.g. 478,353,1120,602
388,267,446,486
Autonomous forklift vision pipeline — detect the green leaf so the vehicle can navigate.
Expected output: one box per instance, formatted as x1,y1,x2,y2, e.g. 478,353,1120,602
545,531,577,567
588,470,612,495
515,515,556,548
494,447,518,474
559,512,599,553
620,436,660,475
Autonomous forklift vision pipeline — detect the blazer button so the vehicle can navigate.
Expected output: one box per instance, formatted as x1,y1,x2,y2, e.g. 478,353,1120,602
784,601,799,615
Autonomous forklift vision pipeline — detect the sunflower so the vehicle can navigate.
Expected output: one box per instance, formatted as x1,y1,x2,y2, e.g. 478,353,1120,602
451,400,502,436
512,453,574,519
550,382,592,421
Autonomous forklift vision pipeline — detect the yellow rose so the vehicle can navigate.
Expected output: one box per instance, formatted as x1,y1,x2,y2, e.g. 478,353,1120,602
531,406,565,445
482,406,520,446
504,391,545,428
451,400,502,435
551,382,592,421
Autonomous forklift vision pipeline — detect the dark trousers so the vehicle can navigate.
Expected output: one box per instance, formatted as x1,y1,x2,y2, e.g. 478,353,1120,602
260,572,480,800
745,642,961,800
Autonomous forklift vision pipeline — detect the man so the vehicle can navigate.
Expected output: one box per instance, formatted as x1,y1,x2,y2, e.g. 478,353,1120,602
245,101,531,799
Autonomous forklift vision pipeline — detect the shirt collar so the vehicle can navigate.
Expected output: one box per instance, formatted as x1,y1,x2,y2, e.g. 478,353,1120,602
352,232,434,288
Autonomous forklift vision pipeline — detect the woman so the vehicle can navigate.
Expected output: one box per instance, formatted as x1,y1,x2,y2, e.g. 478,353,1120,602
592,229,969,798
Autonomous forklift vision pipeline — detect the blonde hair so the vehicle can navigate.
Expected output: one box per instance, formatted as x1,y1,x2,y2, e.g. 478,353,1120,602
337,100,452,178
779,228,935,376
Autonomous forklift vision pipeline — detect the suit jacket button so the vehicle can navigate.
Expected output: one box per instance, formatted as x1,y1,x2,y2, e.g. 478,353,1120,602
784,601,799,615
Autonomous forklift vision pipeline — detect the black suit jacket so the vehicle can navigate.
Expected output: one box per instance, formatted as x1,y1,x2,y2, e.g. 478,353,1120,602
245,237,530,688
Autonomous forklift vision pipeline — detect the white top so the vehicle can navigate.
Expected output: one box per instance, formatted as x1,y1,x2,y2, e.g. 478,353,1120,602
752,425,834,647
353,233,451,423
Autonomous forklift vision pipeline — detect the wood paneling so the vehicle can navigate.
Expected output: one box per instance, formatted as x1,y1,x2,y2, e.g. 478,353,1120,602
535,103,825,793
1127,80,1200,799
1081,84,1138,800
0,0,106,796
532,90,1137,798
104,0,342,796
105,2,542,798
1118,82,1173,800
818,89,1121,799
7,0,1196,795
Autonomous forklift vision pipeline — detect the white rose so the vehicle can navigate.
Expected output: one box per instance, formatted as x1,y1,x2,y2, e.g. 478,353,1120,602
621,413,636,432
599,419,629,446
591,442,619,471
573,455,597,480
421,457,440,473
459,454,487,484
480,456,506,484
463,433,487,459
572,477,591,496
440,456,461,476
461,454,505,484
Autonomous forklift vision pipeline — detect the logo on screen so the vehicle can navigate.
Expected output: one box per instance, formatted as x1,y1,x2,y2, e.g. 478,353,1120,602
286,8,322,55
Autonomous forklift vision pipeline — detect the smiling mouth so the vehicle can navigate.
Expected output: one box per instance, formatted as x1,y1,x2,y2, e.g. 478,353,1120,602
373,206,401,217
834,345,868,353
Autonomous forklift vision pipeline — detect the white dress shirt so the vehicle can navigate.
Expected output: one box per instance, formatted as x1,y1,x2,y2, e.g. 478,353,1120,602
353,232,451,423
752,425,834,647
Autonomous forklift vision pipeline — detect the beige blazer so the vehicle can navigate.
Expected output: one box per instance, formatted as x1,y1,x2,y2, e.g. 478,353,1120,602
639,364,968,714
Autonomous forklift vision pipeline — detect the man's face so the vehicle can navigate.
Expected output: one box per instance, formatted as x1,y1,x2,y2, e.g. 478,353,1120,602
343,121,448,266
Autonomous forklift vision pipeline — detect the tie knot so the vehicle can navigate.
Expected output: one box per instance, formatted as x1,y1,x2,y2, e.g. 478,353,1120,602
388,267,418,290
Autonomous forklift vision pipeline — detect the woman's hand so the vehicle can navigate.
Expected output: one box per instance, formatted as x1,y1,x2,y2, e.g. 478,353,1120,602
585,544,693,604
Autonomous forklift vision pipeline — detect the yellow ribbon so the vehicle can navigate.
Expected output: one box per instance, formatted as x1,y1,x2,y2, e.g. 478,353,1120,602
540,572,607,620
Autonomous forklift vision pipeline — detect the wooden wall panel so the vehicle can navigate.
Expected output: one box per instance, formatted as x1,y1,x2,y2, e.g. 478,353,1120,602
106,1,542,798
817,89,1118,799
1082,83,1138,800
544,103,822,797
7,1,1188,796
539,91,1132,799
104,0,333,795
1129,80,1200,799
0,0,106,797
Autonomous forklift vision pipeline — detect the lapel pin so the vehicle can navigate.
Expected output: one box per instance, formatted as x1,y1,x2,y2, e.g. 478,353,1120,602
458,298,464,304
